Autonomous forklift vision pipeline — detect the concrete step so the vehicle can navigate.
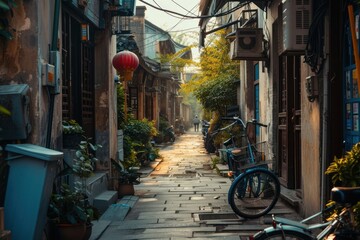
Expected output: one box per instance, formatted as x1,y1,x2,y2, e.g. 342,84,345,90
86,172,110,205
215,163,230,177
91,196,139,240
280,186,302,208
93,190,118,214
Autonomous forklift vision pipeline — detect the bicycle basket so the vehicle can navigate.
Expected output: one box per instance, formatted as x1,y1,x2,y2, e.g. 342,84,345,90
252,141,268,162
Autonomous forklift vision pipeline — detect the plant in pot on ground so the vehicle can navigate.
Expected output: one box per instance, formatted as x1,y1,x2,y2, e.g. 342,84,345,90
111,158,141,197
325,142,360,229
47,136,101,240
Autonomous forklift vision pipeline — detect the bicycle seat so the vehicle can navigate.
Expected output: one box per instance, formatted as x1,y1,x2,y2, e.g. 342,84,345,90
331,187,360,205
231,148,242,155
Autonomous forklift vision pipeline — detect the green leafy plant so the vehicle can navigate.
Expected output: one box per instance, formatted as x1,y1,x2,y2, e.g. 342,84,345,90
325,142,360,187
48,183,89,224
123,117,158,166
48,137,101,226
111,159,140,185
62,120,84,135
325,142,360,228
117,84,126,129
124,118,158,144
73,137,102,179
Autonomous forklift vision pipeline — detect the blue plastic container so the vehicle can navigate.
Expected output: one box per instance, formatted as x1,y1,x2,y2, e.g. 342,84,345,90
4,144,63,240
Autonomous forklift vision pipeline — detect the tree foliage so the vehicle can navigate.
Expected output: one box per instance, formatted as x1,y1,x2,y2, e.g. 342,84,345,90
158,45,195,73
181,29,239,113
194,75,237,114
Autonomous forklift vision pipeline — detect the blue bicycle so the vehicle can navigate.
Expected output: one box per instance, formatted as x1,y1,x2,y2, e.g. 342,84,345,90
214,117,280,219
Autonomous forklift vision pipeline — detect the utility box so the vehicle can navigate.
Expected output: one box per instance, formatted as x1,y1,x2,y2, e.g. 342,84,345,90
0,84,31,140
4,144,63,240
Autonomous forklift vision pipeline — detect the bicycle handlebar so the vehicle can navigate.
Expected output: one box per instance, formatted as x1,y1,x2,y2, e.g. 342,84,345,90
249,119,267,128
221,117,267,128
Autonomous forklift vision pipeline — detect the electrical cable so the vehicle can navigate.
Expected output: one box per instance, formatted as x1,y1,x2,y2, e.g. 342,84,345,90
136,3,202,50
171,0,198,16
304,0,329,74
139,0,246,19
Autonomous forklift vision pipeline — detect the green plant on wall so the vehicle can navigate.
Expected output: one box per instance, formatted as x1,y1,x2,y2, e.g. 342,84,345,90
117,84,126,129
0,0,16,40
325,142,360,228
123,117,158,167
325,142,360,187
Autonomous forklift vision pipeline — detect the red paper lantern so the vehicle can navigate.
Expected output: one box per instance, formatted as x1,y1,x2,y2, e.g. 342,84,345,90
112,50,139,81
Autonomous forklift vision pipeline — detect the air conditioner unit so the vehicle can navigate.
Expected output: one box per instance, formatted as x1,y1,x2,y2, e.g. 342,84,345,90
0,84,31,140
281,0,312,54
231,28,267,60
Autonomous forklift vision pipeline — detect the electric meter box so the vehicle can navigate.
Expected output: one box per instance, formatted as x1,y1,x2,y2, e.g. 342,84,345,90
0,84,31,140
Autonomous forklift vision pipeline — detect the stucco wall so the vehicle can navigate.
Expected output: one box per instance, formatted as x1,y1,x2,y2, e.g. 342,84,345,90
301,63,321,217
0,0,63,148
94,30,118,170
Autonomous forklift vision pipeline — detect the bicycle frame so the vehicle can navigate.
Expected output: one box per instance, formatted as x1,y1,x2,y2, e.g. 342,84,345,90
216,117,267,177
254,187,360,239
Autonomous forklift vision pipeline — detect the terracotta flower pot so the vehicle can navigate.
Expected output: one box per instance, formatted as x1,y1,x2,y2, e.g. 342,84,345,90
56,223,86,240
117,183,135,198
82,222,93,240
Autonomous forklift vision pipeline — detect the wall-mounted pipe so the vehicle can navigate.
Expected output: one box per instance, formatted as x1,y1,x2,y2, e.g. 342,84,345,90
46,0,61,148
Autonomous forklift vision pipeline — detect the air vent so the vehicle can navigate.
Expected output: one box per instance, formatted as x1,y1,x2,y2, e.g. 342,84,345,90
281,0,312,54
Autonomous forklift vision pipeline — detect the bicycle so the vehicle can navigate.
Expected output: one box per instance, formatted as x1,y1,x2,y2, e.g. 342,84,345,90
252,186,360,239
212,117,281,219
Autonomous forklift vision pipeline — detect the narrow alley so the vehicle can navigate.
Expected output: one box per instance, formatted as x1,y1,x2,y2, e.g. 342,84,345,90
93,131,301,240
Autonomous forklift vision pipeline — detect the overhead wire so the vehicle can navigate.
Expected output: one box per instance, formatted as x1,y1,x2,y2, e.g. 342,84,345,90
134,0,248,56
136,2,200,50
139,0,246,19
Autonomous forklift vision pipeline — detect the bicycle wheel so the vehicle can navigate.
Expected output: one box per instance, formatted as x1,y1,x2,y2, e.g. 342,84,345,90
253,229,313,240
228,168,280,219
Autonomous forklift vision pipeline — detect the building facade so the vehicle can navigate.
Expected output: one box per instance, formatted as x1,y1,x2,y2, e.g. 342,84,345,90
199,0,347,217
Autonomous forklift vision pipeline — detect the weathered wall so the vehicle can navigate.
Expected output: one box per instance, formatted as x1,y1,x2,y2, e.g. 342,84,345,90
300,63,321,217
94,27,117,170
0,0,62,148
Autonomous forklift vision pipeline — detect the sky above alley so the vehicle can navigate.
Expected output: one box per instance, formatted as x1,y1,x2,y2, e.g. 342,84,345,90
137,0,202,56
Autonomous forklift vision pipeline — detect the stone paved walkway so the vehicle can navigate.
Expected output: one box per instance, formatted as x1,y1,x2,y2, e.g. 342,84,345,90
94,131,301,239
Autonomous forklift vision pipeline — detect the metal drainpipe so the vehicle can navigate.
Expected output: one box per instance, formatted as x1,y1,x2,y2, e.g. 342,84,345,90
320,12,330,211
46,0,61,148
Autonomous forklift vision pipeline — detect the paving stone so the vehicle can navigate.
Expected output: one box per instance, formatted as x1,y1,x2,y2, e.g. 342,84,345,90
96,133,301,240
137,212,192,220
109,219,158,226
111,221,201,229
143,226,217,234
99,203,132,221
89,220,111,240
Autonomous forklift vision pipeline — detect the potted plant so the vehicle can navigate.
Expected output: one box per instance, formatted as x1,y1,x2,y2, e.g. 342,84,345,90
72,136,101,240
47,183,89,240
72,137,102,192
325,142,360,227
62,120,85,149
47,137,101,240
111,159,141,197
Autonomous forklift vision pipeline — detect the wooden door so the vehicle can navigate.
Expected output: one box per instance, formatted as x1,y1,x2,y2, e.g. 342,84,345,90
278,55,302,190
